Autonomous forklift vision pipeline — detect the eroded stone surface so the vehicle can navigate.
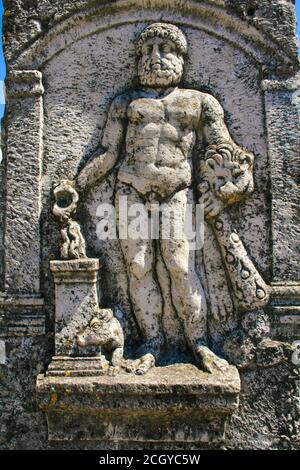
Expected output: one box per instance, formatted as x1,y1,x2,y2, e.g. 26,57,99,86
53,179,87,260
50,259,100,356
36,364,240,443
3,1,298,71
67,23,270,374
0,0,299,451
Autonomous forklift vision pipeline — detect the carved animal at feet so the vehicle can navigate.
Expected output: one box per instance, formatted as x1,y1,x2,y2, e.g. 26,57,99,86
76,308,124,374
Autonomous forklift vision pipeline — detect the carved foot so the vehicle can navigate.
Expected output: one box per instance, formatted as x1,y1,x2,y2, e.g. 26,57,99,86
122,338,161,375
124,354,155,375
136,354,156,375
108,365,120,376
195,345,229,374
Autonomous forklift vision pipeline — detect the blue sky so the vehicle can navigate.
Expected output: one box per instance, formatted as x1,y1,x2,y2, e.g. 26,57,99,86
0,0,299,119
0,1,4,119
297,0,300,43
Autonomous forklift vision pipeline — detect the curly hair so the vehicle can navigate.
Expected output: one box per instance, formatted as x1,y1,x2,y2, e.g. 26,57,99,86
136,22,188,57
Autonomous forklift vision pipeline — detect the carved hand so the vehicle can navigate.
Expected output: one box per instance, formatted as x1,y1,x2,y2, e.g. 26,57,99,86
198,181,225,221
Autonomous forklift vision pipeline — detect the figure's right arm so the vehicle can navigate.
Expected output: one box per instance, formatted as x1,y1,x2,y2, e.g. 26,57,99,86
197,93,255,219
76,95,126,190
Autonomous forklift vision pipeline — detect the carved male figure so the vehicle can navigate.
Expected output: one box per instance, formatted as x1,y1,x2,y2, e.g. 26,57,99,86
76,23,257,373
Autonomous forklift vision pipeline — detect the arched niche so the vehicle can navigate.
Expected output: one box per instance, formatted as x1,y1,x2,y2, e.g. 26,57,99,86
13,1,293,72
19,4,271,347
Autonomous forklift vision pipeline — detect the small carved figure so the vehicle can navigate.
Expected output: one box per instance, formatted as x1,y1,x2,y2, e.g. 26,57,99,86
76,308,124,372
53,179,86,260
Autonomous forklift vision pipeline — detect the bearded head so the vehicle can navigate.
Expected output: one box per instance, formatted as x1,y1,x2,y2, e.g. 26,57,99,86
136,23,187,88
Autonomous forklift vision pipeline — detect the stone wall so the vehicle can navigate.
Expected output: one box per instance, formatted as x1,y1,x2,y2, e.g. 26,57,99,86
0,0,299,450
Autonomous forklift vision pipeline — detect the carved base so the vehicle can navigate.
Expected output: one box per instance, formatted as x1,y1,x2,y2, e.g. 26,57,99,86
50,258,100,356
37,364,240,445
45,356,109,377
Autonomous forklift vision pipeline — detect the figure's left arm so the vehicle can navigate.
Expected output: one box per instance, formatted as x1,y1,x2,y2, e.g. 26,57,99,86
198,94,255,218
196,95,270,314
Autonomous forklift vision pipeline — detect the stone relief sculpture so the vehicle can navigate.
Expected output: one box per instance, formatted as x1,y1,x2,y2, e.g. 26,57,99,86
54,22,270,376
3,0,299,448
53,179,86,260
199,142,269,312
76,308,125,374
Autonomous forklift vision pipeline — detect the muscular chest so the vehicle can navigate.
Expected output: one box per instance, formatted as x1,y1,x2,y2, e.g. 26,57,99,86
127,97,198,129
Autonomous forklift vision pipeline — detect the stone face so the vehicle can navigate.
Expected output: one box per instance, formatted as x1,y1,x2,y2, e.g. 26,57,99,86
0,0,299,450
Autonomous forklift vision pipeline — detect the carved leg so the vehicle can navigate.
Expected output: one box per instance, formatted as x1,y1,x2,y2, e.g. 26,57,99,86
68,221,87,259
111,346,124,367
124,353,155,375
115,184,164,363
60,226,70,259
135,354,156,375
108,346,124,376
160,190,220,371
160,190,228,373
195,345,229,373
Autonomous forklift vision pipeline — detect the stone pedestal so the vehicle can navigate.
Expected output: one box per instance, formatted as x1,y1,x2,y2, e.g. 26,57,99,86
50,259,100,356
36,364,240,446
45,356,109,377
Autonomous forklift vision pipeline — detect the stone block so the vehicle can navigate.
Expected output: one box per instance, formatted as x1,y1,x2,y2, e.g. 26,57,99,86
50,259,100,356
37,364,240,444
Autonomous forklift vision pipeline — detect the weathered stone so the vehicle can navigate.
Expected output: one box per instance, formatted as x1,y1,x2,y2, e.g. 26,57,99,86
53,179,87,260
0,0,299,451
3,1,298,72
3,71,44,295
50,259,100,356
36,364,240,444
263,76,300,281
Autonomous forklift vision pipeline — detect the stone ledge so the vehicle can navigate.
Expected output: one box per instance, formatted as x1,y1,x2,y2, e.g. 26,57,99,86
36,364,240,444
270,283,300,333
271,282,300,301
6,70,44,98
262,75,300,91
0,296,46,337
0,296,45,308
46,356,108,377
50,259,100,273
0,313,46,337
50,258,100,284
